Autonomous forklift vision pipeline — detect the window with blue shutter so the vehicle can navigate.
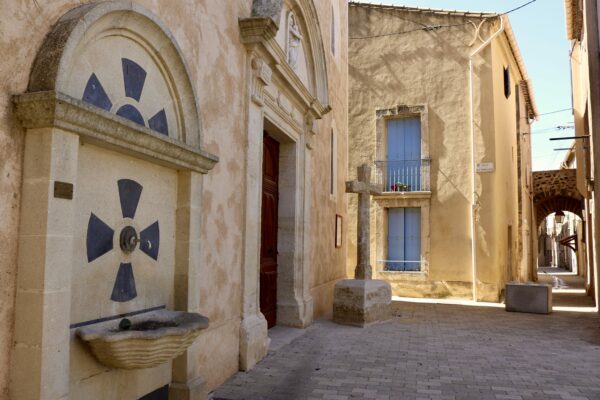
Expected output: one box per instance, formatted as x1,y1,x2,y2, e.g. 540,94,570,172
387,118,421,191
387,207,421,271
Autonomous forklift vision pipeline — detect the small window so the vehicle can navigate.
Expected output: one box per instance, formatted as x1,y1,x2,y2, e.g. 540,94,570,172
503,66,511,99
331,6,336,55
330,129,336,195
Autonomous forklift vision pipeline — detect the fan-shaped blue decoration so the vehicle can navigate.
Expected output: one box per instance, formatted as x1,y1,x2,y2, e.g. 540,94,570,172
85,179,160,302
116,104,145,127
148,109,169,136
80,58,169,136
82,73,112,111
122,58,147,102
86,213,114,262
140,221,160,261
118,179,143,219
111,263,137,302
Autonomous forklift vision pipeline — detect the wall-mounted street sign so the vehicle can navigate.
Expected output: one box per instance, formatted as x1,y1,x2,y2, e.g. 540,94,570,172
476,162,495,173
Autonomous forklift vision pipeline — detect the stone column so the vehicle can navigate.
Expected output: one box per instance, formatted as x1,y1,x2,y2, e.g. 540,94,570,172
239,55,270,370
355,165,372,280
11,128,78,400
170,171,207,400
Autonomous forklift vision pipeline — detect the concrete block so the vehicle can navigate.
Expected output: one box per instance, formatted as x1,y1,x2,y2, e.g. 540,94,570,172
505,282,552,314
333,279,392,327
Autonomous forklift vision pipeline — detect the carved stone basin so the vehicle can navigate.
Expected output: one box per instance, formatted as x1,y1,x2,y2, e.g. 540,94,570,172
77,310,209,369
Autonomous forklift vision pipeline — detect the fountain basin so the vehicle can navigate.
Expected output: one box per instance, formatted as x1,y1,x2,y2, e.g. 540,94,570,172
76,309,209,369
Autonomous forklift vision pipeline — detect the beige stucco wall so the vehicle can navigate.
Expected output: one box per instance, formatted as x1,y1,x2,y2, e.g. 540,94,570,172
348,5,533,301
489,34,534,287
309,0,348,320
571,42,590,197
567,3,596,296
0,0,347,397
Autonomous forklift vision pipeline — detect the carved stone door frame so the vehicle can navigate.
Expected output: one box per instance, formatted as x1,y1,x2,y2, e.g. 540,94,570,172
238,0,330,371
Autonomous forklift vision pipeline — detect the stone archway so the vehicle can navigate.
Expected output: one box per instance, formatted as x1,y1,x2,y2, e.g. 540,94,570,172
533,169,584,226
11,2,217,399
533,169,584,278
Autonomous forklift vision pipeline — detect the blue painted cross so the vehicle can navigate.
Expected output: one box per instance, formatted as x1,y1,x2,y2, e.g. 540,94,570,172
86,179,160,302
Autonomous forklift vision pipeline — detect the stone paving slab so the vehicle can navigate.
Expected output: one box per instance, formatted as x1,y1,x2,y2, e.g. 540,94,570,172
212,302,600,400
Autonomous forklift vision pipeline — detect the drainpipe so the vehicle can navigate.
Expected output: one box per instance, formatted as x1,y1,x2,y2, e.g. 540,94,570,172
469,16,505,301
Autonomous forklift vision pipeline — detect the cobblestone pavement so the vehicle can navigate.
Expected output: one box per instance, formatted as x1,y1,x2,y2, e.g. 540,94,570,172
213,302,600,400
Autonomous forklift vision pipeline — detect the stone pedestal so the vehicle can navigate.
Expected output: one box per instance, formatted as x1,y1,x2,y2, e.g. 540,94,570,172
333,279,392,326
239,313,270,371
169,377,207,400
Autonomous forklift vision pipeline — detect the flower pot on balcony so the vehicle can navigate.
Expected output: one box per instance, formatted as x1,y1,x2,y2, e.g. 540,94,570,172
392,182,409,192
76,309,209,369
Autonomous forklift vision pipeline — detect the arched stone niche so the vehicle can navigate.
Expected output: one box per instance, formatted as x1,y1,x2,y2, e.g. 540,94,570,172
238,0,330,371
11,2,217,400
241,0,330,117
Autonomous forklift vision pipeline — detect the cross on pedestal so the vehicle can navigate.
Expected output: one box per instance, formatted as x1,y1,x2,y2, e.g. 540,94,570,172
346,164,382,280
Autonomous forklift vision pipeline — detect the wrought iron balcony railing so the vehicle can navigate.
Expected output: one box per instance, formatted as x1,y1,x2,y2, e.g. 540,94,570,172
377,259,423,272
374,159,431,193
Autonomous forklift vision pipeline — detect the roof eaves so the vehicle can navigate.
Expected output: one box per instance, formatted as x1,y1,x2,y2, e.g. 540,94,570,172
502,16,539,119
348,1,498,19
564,0,582,40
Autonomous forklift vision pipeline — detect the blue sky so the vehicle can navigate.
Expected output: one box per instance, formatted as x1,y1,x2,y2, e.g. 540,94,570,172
353,0,573,170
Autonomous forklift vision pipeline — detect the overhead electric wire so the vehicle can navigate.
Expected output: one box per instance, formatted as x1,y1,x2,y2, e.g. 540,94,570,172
537,108,573,116
531,126,574,135
501,0,537,15
349,0,537,40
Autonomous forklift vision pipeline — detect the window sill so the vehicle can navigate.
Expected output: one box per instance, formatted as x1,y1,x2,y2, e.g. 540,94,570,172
374,191,431,200
376,270,428,281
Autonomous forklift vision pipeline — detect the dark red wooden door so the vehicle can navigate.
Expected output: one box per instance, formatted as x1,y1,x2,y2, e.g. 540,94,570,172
260,132,279,328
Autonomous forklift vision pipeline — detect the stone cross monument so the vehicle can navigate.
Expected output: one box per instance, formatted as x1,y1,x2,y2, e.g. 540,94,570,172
345,164,381,279
333,164,392,326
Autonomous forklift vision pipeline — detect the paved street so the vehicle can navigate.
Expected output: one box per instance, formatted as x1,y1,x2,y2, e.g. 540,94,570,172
213,302,600,400
538,267,596,309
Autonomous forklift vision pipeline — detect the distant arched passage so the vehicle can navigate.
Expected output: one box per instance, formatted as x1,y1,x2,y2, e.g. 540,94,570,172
535,195,583,226
533,169,584,226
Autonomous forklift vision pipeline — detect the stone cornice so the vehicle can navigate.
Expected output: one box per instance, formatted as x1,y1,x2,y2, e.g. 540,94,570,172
238,17,279,45
376,104,427,119
239,15,331,120
14,91,218,174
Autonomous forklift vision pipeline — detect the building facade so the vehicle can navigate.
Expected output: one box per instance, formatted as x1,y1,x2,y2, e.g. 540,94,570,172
348,2,537,302
564,0,600,301
0,0,348,399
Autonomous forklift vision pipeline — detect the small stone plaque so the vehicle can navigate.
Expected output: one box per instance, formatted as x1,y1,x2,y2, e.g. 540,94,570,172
476,162,495,173
54,181,73,200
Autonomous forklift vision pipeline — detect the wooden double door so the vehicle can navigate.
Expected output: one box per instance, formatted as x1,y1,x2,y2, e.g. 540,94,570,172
260,132,279,328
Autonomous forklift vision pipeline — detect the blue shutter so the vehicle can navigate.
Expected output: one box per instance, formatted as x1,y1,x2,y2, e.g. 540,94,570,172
403,208,421,271
386,118,421,191
387,208,405,271
387,207,421,271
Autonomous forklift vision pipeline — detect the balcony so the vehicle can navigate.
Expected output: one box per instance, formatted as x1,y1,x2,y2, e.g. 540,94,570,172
374,159,431,193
